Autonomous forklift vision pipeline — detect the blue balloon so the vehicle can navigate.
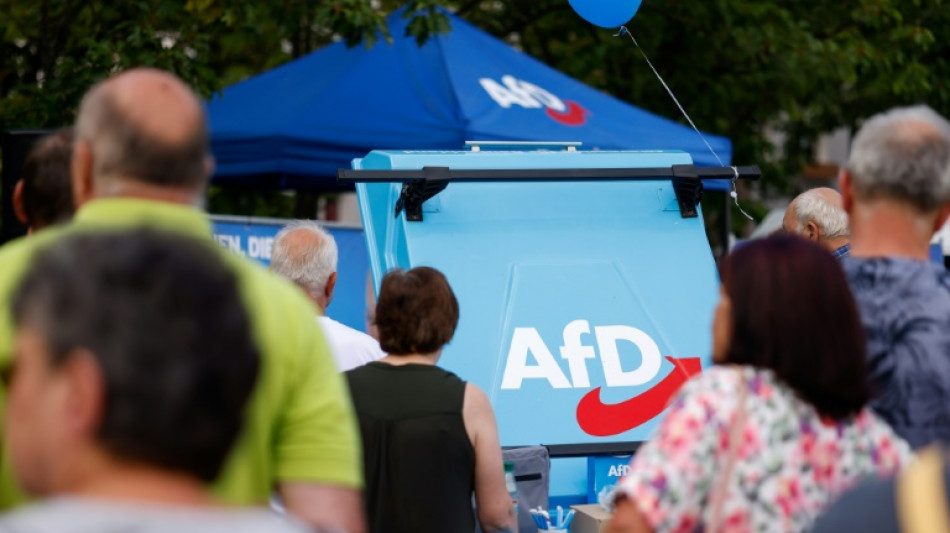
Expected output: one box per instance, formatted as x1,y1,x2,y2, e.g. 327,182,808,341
568,0,642,28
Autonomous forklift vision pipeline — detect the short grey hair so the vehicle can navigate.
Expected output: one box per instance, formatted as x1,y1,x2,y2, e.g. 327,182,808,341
270,221,338,297
794,190,849,238
847,105,950,212
75,78,210,189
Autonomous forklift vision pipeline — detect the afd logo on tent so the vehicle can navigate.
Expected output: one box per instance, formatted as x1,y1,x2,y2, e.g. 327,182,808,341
479,75,591,127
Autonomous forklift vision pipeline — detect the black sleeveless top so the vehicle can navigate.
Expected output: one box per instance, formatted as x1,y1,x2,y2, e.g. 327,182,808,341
345,362,476,533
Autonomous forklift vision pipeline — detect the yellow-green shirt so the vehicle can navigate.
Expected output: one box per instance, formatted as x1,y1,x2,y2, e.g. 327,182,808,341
0,198,362,507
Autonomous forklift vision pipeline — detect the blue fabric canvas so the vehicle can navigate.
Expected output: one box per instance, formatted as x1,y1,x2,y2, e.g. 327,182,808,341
207,9,732,189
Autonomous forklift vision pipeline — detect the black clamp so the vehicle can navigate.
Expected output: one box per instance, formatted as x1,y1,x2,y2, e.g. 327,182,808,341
394,166,450,221
672,165,704,218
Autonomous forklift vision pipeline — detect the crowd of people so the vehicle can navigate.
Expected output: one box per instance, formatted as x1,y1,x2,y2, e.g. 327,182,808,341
0,69,364,533
1,66,950,533
608,105,950,533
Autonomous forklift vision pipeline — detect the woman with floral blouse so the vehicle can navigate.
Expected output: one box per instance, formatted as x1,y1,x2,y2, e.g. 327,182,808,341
607,236,912,533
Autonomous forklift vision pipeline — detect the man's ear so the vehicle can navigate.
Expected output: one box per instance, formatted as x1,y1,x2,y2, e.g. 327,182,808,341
61,349,105,439
804,220,821,242
325,272,338,304
839,169,854,214
71,140,95,208
12,181,27,225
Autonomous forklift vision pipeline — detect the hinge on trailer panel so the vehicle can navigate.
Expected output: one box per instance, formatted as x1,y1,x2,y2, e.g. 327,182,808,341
672,165,704,218
394,166,450,222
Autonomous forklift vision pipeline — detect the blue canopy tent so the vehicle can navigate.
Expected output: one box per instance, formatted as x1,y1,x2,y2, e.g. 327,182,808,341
206,9,733,190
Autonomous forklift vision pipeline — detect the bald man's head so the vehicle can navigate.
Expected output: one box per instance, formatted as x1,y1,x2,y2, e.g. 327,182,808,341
783,188,849,249
809,187,843,208
74,68,211,195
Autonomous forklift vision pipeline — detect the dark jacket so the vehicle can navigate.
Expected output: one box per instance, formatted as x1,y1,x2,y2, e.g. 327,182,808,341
843,256,950,449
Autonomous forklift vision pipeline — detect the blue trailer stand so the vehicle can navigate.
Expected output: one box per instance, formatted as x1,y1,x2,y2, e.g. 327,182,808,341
341,145,759,505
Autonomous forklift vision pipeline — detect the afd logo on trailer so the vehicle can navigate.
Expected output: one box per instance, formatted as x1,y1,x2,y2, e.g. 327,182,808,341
500,320,701,437
479,75,591,127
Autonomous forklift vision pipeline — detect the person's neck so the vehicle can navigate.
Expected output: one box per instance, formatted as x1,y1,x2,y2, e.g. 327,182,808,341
848,201,937,261
59,457,214,508
94,177,203,207
310,296,329,315
820,235,850,253
379,351,441,366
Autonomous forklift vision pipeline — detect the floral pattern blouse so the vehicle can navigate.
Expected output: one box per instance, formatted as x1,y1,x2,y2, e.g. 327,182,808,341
616,366,913,533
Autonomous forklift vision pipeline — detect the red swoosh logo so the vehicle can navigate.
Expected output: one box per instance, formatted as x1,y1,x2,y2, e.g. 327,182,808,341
545,101,590,126
575,356,702,437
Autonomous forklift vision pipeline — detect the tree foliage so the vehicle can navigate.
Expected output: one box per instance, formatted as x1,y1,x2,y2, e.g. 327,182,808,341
1,0,947,207
0,0,452,131
453,0,947,196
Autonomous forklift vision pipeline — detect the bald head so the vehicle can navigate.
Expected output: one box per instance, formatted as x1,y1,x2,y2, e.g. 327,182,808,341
107,69,205,146
845,105,950,214
808,187,843,209
783,188,850,250
270,221,339,310
74,68,211,196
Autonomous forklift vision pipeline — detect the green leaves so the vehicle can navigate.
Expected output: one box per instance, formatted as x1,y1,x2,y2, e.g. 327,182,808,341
2,0,948,206
449,0,950,197
402,5,451,47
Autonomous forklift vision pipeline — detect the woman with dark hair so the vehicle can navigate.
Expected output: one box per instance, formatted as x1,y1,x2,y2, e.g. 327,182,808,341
606,236,912,533
345,267,517,533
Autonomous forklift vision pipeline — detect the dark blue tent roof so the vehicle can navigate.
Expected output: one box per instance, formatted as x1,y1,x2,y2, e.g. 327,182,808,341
207,9,732,189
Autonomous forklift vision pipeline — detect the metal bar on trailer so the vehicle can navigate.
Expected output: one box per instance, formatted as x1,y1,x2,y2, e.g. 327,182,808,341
338,165,761,184
340,164,760,221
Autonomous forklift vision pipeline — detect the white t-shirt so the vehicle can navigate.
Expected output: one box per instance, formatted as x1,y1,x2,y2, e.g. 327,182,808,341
318,316,385,372
0,498,313,533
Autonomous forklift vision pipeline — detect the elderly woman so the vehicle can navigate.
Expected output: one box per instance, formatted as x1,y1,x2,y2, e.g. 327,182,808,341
607,236,912,533
345,267,516,533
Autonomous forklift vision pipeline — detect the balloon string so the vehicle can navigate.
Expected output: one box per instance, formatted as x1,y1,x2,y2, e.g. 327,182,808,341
615,26,723,166
729,166,755,221
615,26,753,221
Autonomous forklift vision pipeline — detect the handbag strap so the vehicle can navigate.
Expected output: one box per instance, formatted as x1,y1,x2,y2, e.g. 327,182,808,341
707,367,749,532
897,445,950,533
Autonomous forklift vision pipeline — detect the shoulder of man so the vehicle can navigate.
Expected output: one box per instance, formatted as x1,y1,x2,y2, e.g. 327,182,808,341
0,227,72,363
320,315,383,351
936,267,950,294
331,319,382,348
220,250,318,311
211,248,362,490
215,250,328,363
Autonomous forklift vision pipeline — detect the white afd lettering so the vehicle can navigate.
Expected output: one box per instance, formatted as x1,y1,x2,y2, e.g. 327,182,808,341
607,464,631,478
501,322,663,390
560,319,596,388
479,78,540,109
513,79,567,112
479,75,567,112
595,325,662,387
501,327,572,389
